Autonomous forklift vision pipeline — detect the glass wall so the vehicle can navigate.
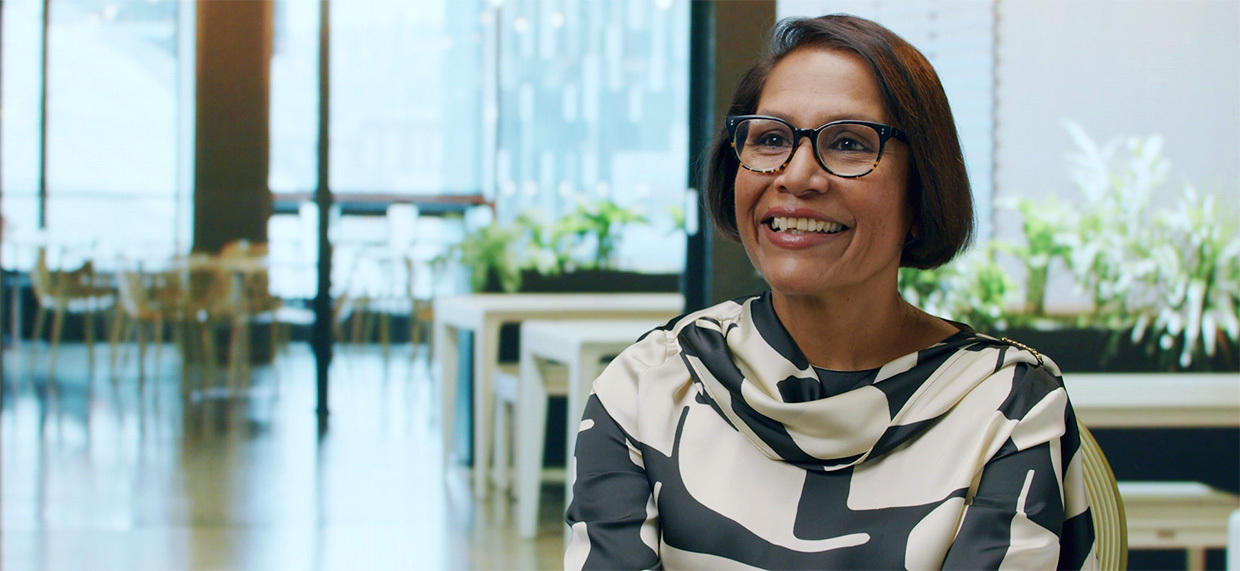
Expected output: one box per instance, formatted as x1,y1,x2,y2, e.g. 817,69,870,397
266,0,488,303
492,0,690,273
331,0,486,195
0,0,44,265
5,0,689,277
1,0,193,270
268,0,320,196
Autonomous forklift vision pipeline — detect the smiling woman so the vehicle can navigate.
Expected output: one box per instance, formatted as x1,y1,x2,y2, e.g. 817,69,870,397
565,14,1099,570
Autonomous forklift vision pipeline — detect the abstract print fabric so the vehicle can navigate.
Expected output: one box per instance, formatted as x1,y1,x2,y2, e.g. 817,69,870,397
565,293,1098,570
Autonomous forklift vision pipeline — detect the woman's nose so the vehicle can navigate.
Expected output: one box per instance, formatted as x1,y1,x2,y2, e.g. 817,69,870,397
778,138,829,196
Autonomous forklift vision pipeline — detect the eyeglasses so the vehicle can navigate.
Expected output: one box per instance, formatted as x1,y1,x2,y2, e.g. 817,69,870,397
725,115,909,178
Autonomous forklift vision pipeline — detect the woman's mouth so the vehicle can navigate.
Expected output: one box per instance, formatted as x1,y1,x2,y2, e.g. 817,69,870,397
765,216,848,235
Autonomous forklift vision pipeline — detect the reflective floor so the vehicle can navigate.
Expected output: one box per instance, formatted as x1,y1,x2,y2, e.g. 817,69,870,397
3,340,565,570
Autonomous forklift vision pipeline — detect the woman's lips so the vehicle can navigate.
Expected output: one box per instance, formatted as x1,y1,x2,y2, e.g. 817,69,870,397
767,216,847,234
760,215,849,249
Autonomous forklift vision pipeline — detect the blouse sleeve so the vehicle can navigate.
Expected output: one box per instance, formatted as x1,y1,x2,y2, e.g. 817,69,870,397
564,394,662,571
941,363,1098,570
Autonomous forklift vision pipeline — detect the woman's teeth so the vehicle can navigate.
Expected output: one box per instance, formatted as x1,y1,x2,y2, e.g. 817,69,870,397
768,216,846,234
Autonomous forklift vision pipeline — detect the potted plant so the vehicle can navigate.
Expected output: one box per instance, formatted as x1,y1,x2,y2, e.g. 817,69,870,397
900,241,1017,335
447,222,527,293
1130,185,1240,370
517,198,679,294
1056,123,1238,371
901,122,1238,372
441,198,680,295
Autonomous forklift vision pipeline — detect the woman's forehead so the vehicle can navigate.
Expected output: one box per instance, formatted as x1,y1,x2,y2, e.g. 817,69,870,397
757,47,889,126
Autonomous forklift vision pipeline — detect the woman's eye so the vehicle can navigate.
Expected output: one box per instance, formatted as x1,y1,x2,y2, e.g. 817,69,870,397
755,132,791,148
829,136,872,153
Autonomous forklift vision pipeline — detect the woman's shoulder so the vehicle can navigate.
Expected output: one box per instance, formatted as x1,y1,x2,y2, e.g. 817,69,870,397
946,330,1074,424
941,326,1065,378
619,295,756,365
590,296,755,415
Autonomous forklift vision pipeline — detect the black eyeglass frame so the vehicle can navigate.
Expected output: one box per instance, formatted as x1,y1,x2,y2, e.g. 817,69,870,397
725,115,910,178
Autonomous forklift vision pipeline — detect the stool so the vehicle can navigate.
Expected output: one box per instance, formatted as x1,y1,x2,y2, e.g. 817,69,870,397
1119,481,1240,570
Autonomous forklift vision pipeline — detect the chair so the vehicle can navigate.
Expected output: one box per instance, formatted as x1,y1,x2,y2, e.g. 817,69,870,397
1077,420,1128,570
346,248,431,358
492,361,568,495
111,263,183,388
332,204,428,357
404,254,434,351
29,247,116,379
170,244,273,396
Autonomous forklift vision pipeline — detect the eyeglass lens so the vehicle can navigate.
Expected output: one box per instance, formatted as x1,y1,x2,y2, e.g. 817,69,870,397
733,118,884,176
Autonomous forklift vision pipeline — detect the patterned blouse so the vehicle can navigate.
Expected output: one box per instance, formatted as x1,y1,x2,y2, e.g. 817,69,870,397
565,293,1097,570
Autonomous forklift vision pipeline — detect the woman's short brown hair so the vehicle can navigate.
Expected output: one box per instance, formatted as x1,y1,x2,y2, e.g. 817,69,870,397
703,14,973,270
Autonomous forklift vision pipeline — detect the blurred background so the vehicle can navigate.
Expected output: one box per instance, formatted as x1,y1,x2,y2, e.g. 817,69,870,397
1,0,1237,569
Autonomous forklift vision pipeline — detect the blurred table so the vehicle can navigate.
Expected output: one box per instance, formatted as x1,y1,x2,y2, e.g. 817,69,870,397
433,293,682,498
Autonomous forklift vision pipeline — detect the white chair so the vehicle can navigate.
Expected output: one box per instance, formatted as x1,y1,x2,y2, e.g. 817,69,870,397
492,362,569,494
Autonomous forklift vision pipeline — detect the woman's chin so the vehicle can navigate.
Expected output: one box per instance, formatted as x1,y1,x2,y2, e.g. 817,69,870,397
762,273,834,298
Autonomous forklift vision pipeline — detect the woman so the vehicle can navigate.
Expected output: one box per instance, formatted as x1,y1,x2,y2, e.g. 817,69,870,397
565,14,1096,570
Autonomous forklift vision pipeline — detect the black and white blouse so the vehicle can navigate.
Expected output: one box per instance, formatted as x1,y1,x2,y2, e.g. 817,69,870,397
565,293,1097,570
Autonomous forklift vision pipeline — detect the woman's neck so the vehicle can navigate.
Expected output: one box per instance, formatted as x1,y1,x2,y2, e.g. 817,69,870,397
771,287,956,371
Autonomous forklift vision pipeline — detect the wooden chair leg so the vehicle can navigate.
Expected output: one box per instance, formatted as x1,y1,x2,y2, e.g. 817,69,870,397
414,302,424,352
119,314,135,369
200,322,218,396
226,318,243,393
379,312,391,359
136,319,148,393
1186,547,1205,571
108,306,125,368
177,322,194,400
154,317,165,381
351,304,366,345
48,305,67,389
109,309,127,376
29,305,49,372
270,320,281,359
85,307,97,373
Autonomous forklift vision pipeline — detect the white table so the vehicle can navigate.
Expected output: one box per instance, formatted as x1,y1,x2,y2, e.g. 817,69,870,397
514,318,666,538
1066,372,1240,569
1064,373,1240,427
433,293,683,498
1119,481,1239,570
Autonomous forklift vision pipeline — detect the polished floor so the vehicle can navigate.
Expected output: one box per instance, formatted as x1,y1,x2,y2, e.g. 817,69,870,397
3,339,566,570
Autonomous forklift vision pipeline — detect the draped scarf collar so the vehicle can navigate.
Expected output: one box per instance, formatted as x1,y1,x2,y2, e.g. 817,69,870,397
676,293,1038,470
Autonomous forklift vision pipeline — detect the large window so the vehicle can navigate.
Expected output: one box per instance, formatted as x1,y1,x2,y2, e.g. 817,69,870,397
269,0,487,196
6,0,689,278
268,0,320,195
1,0,194,268
0,0,44,259
266,0,690,278
492,0,691,273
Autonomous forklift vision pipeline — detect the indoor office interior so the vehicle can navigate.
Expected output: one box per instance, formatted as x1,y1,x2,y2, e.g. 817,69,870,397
1,0,1237,569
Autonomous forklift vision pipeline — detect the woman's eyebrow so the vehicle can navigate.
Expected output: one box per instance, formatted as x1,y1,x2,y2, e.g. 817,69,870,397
752,108,886,127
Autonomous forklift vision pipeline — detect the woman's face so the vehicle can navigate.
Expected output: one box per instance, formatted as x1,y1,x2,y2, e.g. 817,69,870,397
734,47,913,300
